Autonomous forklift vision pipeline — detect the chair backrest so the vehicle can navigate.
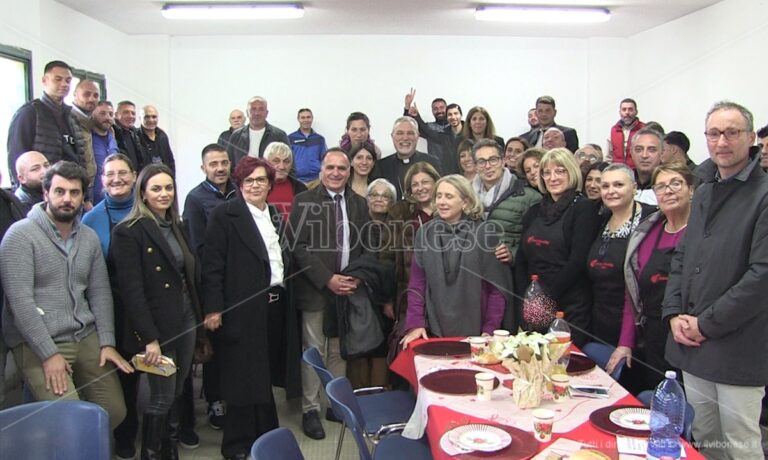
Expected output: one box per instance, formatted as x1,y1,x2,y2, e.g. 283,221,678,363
0,400,111,460
326,377,373,460
251,427,305,460
303,347,335,388
636,389,695,442
582,342,624,380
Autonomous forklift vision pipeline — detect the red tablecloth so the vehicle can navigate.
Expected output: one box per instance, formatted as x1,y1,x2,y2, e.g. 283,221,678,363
391,337,705,460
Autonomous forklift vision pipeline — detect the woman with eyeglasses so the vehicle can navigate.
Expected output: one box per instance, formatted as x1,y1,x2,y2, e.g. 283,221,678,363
400,175,511,348
110,164,201,459
606,162,694,390
201,157,299,459
586,164,655,351
515,148,601,345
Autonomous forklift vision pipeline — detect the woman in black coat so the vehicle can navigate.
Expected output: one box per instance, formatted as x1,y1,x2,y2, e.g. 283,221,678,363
110,164,201,460
202,156,300,460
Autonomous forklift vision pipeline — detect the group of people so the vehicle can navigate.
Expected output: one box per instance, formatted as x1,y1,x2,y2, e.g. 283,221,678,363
1,59,768,460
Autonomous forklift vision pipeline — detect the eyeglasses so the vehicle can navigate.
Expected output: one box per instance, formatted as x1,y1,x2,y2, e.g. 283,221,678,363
242,176,269,187
474,156,502,168
705,128,747,142
652,178,685,195
541,167,568,179
575,153,600,164
367,192,392,201
103,170,133,179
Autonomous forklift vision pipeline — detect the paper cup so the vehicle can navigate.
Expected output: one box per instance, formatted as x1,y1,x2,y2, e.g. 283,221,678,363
492,329,510,339
550,374,570,402
469,337,487,362
532,408,555,442
475,372,495,401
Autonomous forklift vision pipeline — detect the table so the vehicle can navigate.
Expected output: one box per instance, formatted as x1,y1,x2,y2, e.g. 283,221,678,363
391,337,705,460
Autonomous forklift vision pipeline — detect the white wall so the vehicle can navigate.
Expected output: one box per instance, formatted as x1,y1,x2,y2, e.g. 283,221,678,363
2,0,766,198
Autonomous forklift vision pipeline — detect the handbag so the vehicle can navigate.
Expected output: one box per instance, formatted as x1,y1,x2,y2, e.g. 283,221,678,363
193,336,214,364
386,288,426,364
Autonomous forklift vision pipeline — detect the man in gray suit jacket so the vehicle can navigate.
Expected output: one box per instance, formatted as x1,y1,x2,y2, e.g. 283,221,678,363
287,148,371,440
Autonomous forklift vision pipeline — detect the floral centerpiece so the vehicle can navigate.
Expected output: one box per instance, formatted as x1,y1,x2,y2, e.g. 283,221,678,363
492,331,571,408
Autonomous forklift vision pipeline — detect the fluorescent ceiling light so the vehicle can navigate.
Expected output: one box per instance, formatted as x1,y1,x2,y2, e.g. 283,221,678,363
161,3,304,20
475,5,610,23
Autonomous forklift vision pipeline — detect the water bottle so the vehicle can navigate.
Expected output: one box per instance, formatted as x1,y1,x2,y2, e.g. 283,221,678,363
548,311,571,374
647,371,685,460
522,274,556,330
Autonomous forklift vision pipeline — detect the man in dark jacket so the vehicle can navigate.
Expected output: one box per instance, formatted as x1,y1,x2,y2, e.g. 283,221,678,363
287,148,370,440
662,101,768,460
139,105,175,173
217,109,245,149
13,150,50,214
519,95,579,154
114,100,148,171
226,96,289,166
6,60,86,186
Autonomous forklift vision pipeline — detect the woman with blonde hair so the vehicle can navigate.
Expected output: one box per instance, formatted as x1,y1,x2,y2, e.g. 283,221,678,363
401,174,513,347
514,148,600,345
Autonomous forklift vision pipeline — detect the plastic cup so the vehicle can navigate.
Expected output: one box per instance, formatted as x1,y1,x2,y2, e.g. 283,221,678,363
475,372,495,401
469,337,487,362
550,374,570,402
532,408,555,442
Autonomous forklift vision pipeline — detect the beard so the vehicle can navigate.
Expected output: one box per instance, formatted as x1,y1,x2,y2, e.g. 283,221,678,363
48,202,81,223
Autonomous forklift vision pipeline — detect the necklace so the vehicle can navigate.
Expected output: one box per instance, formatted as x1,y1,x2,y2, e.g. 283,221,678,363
664,222,687,234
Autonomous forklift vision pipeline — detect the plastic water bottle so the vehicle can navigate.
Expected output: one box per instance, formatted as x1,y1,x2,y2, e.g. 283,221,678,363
522,275,556,330
548,311,571,373
647,371,685,460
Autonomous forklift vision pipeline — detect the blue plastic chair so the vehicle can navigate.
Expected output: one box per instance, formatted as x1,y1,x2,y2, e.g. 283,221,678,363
636,390,695,442
251,427,305,460
0,400,111,460
302,347,416,460
326,377,432,460
582,341,625,380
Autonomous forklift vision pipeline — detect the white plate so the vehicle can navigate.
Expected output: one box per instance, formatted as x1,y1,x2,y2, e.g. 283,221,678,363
439,431,473,455
609,407,651,430
446,423,512,452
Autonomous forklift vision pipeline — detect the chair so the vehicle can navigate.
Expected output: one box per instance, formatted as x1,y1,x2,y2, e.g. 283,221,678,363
582,341,625,380
251,427,305,460
0,400,111,460
636,390,695,442
302,347,416,460
326,377,432,460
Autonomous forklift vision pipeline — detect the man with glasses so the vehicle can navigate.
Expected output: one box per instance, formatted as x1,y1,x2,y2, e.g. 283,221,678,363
575,144,603,165
630,127,664,206
662,101,768,460
370,116,442,199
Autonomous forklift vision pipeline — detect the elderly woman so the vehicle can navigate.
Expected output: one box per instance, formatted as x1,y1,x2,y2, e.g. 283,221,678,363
457,139,477,181
265,141,307,221
515,148,601,345
461,106,504,148
587,164,655,349
202,157,300,459
349,140,377,197
400,175,512,347
111,164,201,459
520,147,545,192
607,162,694,390
504,137,529,176
346,178,398,389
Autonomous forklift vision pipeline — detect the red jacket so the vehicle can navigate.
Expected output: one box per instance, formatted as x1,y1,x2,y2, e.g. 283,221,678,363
610,120,645,168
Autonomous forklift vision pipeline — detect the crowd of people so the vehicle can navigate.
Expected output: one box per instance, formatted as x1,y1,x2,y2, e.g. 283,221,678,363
2,59,768,460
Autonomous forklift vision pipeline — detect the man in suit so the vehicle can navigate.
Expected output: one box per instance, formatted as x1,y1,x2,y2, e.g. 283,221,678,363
287,148,371,440
519,95,579,153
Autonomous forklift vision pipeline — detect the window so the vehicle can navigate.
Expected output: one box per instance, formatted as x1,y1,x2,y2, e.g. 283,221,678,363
0,44,32,188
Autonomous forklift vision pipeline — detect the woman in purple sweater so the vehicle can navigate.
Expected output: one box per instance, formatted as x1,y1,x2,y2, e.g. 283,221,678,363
400,175,513,348
607,162,694,391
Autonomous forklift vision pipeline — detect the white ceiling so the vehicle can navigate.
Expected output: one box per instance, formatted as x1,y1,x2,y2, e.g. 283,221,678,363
55,0,722,37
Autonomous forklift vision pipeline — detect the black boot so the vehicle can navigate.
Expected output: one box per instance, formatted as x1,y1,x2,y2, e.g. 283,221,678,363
141,414,166,460
162,401,181,460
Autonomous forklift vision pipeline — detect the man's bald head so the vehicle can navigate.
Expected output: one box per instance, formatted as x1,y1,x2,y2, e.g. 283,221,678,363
141,105,159,131
16,151,51,190
73,80,99,114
